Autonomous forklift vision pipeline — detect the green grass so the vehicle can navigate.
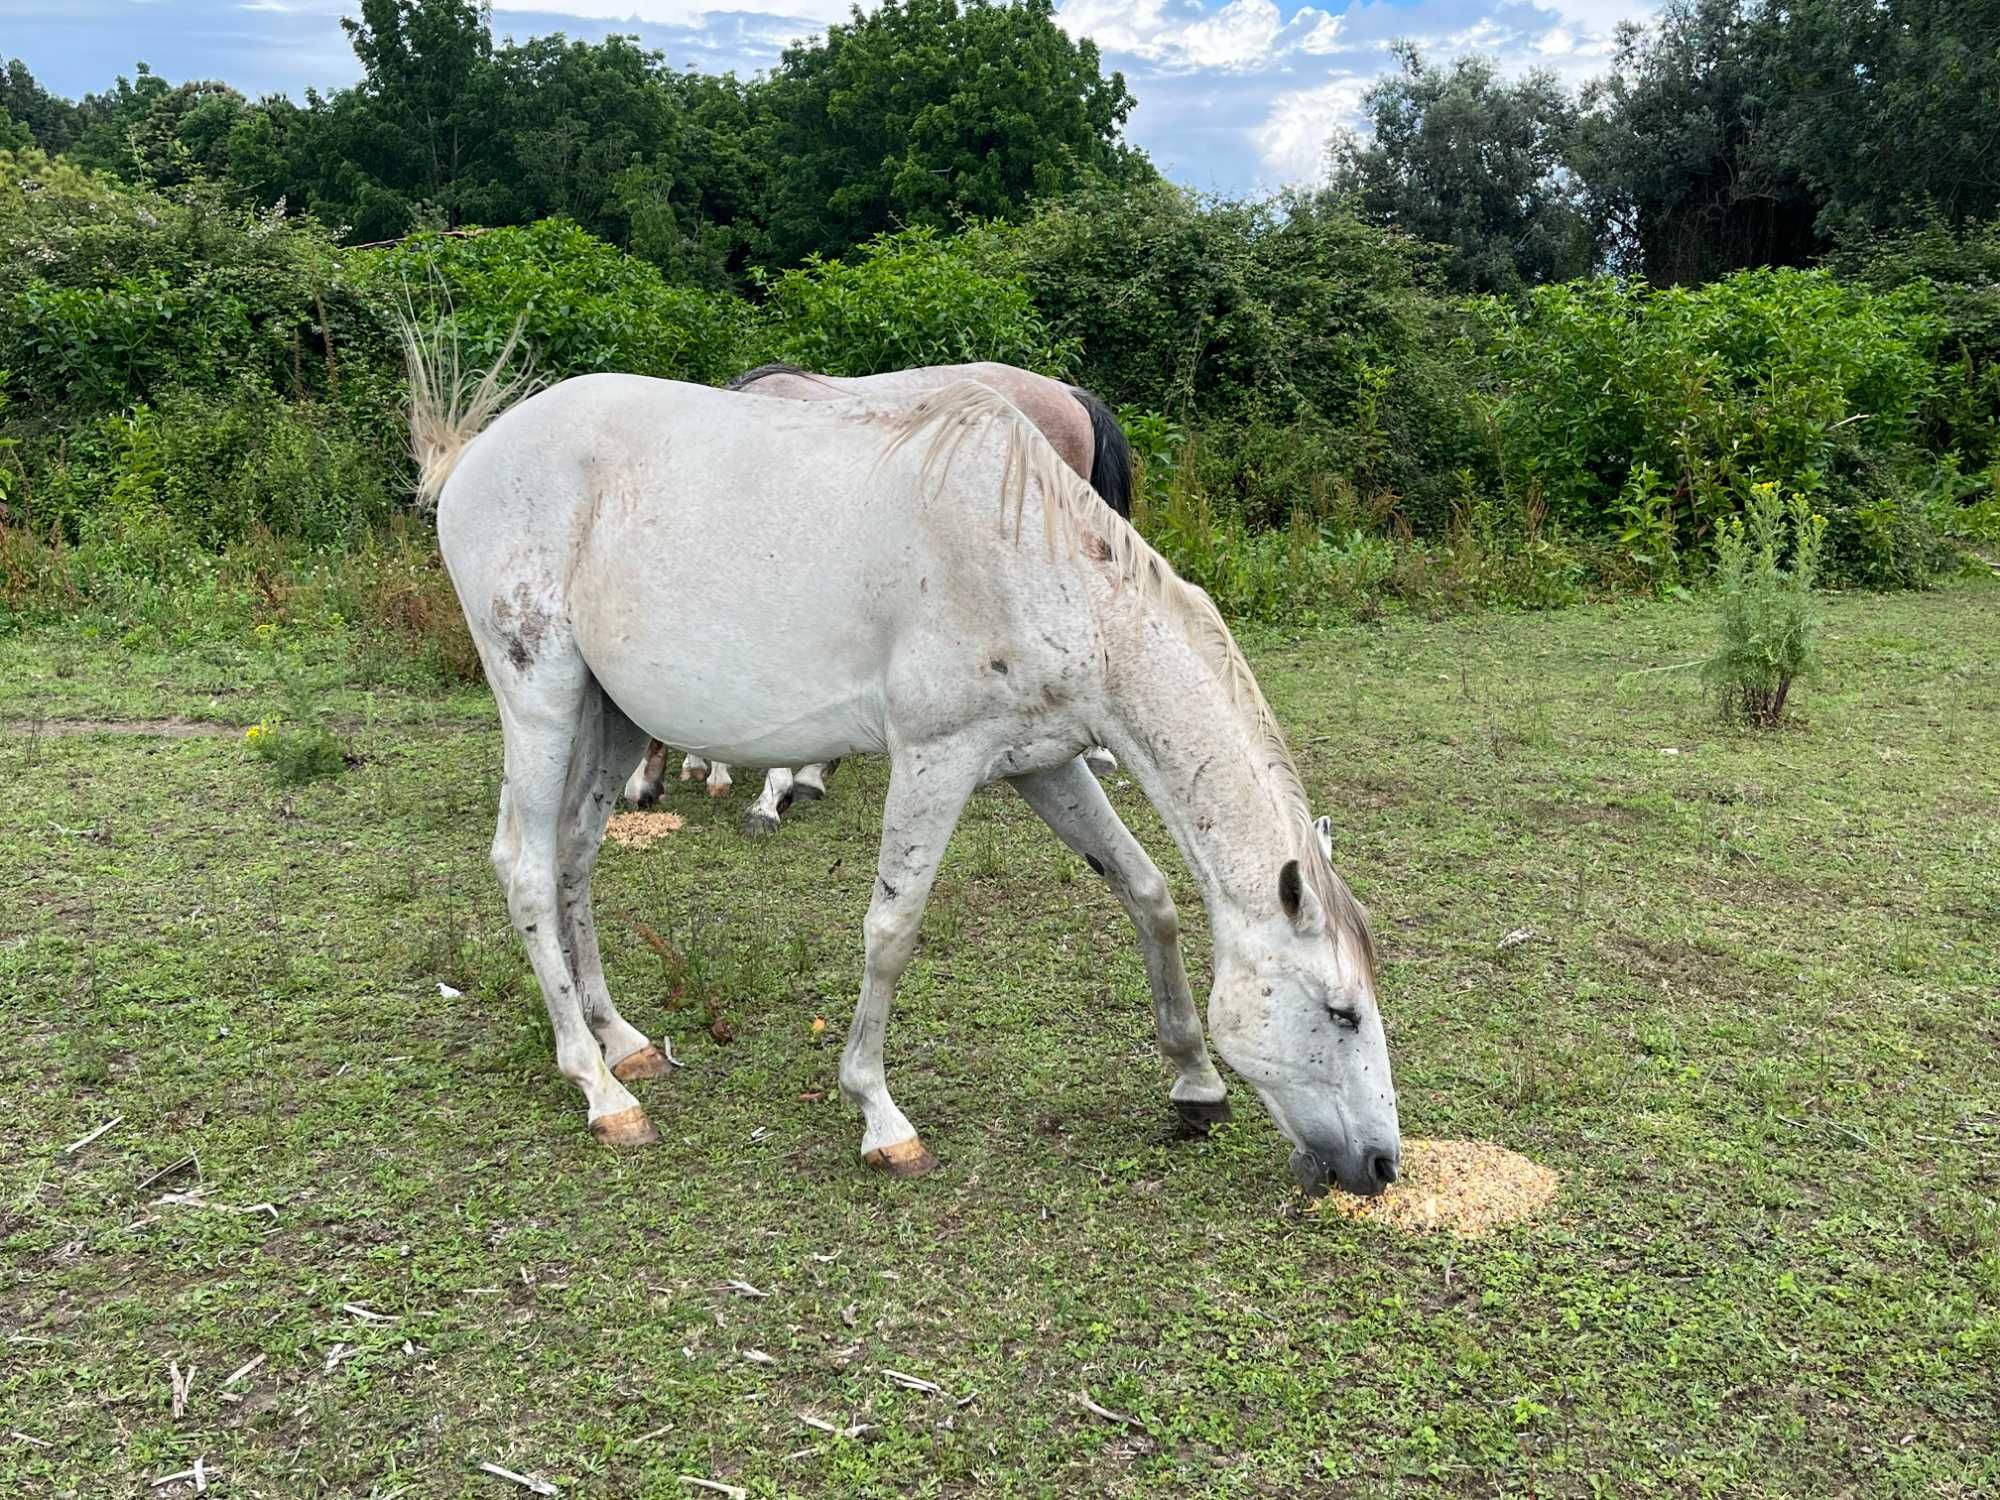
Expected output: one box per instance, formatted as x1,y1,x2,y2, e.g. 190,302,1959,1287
2,587,1996,1497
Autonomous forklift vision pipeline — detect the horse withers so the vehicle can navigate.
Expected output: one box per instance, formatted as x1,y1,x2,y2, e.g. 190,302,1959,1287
411,338,1399,1198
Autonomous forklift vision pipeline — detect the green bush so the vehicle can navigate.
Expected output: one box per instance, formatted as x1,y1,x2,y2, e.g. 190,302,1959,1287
1472,268,1946,583
356,219,754,386
993,183,1481,527
1703,482,1826,726
756,226,1074,377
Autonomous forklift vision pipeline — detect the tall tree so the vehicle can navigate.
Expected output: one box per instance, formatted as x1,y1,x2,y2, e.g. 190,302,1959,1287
758,0,1141,265
1326,44,1594,294
1766,0,2000,241
1576,0,1823,284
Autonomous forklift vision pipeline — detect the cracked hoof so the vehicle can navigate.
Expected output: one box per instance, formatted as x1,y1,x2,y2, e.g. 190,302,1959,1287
863,1136,938,1178
589,1105,661,1147
611,1044,673,1082
1173,1097,1233,1137
740,807,781,838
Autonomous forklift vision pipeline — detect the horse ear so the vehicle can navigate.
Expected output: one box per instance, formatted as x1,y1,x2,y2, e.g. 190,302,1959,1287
1313,815,1334,861
1279,859,1326,935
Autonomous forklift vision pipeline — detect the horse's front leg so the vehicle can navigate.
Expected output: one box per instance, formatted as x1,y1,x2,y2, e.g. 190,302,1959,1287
705,760,734,799
1009,758,1230,1134
840,748,978,1177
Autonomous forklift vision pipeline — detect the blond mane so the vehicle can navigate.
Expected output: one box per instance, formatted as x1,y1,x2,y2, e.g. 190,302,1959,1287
883,381,1374,967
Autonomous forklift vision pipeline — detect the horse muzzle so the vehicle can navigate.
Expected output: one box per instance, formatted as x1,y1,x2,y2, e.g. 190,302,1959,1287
1290,1139,1400,1199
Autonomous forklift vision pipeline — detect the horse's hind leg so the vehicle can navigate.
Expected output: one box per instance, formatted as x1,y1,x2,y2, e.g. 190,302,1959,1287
558,688,673,1083
792,760,839,801
741,767,796,838
490,664,656,1146
1009,759,1230,1133
623,739,670,807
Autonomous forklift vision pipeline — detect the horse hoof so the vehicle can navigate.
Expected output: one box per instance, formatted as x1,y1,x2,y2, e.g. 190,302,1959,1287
632,786,661,809
707,782,733,800
740,808,781,838
590,1106,661,1147
1173,1097,1232,1137
679,767,698,782
1084,748,1118,778
791,782,824,803
863,1136,938,1178
611,1044,673,1082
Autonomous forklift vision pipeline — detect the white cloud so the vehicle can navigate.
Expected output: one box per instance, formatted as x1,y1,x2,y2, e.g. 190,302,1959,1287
1250,73,1370,184
489,0,853,30
1057,0,1345,73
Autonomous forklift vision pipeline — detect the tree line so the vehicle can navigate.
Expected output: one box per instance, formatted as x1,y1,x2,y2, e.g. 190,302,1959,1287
4,0,1995,293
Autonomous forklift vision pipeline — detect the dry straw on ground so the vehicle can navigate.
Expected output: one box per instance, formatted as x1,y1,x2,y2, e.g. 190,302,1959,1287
1313,1138,1558,1237
606,811,685,848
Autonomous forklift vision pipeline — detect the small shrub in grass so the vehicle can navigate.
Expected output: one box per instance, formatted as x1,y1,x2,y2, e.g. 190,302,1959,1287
1704,483,1827,727
246,718,347,784
245,664,350,784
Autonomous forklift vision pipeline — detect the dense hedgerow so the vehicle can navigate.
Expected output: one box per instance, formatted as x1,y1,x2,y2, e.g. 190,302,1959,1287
2,145,1994,644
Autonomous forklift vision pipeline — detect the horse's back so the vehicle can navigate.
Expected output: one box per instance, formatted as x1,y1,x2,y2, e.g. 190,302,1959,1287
441,373,1086,765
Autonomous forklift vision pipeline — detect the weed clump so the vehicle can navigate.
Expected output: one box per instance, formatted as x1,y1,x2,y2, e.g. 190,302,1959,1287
1704,483,1826,727
246,651,351,784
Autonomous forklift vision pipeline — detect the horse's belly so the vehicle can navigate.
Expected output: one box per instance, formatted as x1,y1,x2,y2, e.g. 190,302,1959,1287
571,516,899,766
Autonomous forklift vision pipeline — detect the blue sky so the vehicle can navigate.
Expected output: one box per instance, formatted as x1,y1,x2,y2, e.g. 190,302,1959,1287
1,0,1658,193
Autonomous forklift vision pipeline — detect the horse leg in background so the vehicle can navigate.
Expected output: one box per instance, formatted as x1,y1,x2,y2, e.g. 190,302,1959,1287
705,761,734,798
1083,747,1118,778
623,739,670,807
488,661,657,1146
840,748,979,1176
680,753,706,782
558,690,674,1083
1008,758,1231,1134
741,766,796,838
791,758,841,801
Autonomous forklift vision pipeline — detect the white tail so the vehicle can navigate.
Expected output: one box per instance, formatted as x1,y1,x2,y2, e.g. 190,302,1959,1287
398,316,536,509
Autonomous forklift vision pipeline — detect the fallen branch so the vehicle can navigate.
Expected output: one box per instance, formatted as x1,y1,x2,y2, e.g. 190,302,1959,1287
475,1461,557,1495
63,1115,124,1155
8,1432,52,1448
342,1303,397,1323
882,1368,944,1395
154,1187,279,1219
715,1280,770,1299
170,1360,193,1419
135,1156,200,1193
678,1478,747,1500
221,1353,266,1389
150,1459,214,1491
799,1414,875,1440
1077,1389,1147,1431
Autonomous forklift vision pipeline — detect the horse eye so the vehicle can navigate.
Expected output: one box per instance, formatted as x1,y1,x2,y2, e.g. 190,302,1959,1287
1327,1004,1361,1029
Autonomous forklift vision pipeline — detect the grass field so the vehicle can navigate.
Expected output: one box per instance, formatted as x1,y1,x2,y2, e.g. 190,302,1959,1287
2,586,1996,1497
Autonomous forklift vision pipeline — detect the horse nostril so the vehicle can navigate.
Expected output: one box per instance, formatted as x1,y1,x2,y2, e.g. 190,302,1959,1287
1370,1153,1399,1188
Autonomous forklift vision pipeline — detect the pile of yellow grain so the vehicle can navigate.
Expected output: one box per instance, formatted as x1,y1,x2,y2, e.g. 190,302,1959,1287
1313,1138,1558,1237
605,811,685,848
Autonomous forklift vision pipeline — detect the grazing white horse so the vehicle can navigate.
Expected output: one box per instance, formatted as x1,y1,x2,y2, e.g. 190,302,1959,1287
622,361,1128,833
413,343,1400,1196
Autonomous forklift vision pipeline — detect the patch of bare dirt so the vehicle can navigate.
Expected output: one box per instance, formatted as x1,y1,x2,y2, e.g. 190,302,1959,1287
1,717,239,739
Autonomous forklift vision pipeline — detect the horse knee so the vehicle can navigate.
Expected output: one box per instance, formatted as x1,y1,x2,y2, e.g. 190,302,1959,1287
1127,867,1180,946
863,903,923,968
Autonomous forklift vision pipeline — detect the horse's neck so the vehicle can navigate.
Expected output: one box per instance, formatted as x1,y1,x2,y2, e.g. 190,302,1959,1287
1106,622,1298,952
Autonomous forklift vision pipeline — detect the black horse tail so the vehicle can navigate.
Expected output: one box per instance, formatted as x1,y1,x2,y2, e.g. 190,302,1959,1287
1068,385,1133,519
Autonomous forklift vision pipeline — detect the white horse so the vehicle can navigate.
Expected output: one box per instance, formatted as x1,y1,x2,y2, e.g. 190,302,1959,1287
412,341,1400,1196
622,361,1128,834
